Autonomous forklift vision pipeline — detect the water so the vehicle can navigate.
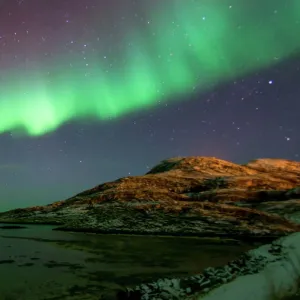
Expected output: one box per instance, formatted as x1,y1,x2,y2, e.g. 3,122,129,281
0,224,256,299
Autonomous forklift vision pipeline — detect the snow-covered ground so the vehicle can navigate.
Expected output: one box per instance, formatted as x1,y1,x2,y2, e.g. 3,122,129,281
120,233,300,300
199,232,300,300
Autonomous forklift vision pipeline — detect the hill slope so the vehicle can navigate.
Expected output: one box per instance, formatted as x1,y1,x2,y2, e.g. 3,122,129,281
1,156,300,238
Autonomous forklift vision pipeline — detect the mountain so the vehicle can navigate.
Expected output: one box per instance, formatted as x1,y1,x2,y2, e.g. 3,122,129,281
1,156,300,239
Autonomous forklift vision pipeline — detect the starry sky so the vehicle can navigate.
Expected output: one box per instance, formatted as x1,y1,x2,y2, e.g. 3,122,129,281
0,0,299,211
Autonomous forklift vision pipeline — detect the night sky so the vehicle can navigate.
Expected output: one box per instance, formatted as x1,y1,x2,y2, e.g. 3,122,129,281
0,0,299,211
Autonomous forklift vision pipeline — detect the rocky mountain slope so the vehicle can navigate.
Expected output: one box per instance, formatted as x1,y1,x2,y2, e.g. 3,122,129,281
1,156,300,238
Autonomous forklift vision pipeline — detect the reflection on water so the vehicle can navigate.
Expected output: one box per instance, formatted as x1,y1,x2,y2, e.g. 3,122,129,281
0,224,256,299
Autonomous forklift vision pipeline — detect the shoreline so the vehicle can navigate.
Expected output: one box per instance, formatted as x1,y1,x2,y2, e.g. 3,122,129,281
53,226,288,243
0,219,284,244
1,220,299,299
0,219,63,225
117,233,300,300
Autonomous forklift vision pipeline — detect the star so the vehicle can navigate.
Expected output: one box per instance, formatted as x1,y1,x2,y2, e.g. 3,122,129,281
0,0,298,213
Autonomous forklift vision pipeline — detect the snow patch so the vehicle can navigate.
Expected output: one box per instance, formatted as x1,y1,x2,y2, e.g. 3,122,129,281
199,232,300,300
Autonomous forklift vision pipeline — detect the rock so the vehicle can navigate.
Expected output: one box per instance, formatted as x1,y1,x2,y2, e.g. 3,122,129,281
198,232,300,300
0,260,15,264
117,232,300,300
0,225,27,229
0,156,299,238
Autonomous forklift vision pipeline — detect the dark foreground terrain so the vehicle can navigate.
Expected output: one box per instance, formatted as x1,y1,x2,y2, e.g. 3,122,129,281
0,224,258,300
0,156,299,299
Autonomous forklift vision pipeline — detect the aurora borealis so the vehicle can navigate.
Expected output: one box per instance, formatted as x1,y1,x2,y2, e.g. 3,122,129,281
0,0,299,210
1,0,300,135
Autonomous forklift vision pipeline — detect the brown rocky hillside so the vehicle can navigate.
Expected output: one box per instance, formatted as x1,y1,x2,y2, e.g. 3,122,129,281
1,156,300,238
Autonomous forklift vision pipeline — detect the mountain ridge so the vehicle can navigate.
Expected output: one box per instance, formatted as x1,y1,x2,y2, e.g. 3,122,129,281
1,156,300,239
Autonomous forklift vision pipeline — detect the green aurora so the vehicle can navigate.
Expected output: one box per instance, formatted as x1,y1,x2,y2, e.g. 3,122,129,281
1,1,300,136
